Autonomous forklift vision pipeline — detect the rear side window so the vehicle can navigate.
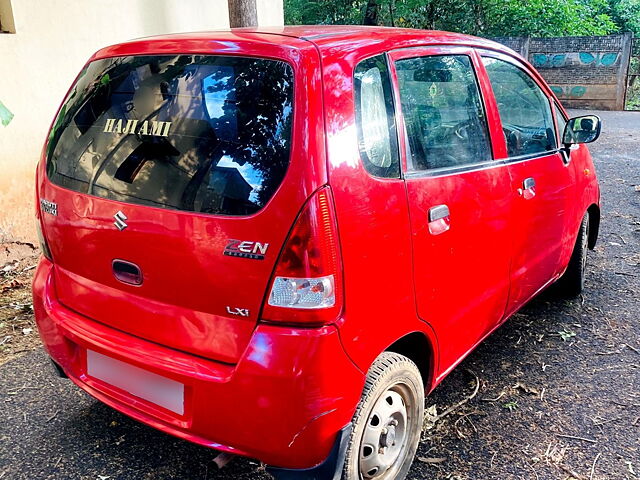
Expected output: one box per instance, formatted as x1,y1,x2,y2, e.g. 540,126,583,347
396,55,492,172
46,55,294,216
354,55,400,178
482,57,556,158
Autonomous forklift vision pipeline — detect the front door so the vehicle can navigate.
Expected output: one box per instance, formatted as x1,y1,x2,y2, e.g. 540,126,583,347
478,52,576,315
389,47,512,376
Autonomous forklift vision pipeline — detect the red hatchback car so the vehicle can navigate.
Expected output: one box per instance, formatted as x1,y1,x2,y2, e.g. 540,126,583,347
33,26,601,479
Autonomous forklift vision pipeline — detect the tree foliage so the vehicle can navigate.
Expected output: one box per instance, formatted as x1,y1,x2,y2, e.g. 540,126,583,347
284,0,637,37
610,0,640,36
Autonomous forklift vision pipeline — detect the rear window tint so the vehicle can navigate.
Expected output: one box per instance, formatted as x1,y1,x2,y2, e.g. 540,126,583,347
46,55,294,216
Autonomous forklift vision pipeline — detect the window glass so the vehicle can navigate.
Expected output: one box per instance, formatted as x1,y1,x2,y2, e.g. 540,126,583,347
553,102,568,147
354,55,400,178
46,55,294,216
396,55,491,171
482,57,556,157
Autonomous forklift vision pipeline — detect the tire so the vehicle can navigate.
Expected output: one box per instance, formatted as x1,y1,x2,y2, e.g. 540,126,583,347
342,352,424,480
555,212,589,297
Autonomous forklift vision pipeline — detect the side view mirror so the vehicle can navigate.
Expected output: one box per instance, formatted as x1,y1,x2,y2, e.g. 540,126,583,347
563,115,601,146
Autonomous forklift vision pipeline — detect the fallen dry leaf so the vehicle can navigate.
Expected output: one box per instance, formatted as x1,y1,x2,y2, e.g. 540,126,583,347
418,457,447,464
513,381,541,395
423,404,438,430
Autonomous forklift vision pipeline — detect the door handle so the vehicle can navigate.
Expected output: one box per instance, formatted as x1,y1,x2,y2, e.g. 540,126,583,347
518,177,536,200
112,259,143,286
428,204,450,235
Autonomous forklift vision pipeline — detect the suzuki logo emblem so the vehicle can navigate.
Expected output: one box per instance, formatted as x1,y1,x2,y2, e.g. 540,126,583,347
113,211,128,231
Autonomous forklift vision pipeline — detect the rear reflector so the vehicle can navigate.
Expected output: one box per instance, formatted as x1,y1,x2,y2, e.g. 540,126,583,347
268,274,335,309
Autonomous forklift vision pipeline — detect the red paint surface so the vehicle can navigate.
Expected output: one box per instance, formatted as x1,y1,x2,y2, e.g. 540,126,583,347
34,26,600,469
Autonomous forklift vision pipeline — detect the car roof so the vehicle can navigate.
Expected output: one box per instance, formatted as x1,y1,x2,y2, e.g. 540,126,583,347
95,25,518,60
248,25,500,47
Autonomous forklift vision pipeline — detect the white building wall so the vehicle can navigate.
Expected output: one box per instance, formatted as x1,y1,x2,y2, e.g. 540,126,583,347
0,0,283,242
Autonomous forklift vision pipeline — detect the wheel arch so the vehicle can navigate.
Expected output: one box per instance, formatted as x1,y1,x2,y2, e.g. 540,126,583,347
385,331,437,393
587,203,600,249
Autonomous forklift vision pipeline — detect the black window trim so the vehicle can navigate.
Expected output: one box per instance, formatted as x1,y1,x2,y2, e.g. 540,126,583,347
389,50,497,179
552,100,569,148
403,148,565,179
498,148,563,165
403,157,498,179
364,44,568,179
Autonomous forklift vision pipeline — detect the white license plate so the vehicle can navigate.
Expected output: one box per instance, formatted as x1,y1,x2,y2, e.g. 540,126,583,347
86,350,184,415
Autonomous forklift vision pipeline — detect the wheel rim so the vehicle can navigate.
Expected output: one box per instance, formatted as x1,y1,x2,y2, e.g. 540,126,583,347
581,217,589,275
359,385,412,479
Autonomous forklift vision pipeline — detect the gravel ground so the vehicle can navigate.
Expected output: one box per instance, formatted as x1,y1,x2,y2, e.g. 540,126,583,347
1,110,638,480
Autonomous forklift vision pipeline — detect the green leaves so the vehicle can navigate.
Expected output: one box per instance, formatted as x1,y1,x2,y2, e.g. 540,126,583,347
558,330,577,341
611,0,640,36
284,0,625,38
0,100,14,127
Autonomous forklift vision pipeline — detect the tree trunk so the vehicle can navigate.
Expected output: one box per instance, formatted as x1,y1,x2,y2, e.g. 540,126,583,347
363,0,379,26
389,0,396,27
426,1,437,30
228,0,258,28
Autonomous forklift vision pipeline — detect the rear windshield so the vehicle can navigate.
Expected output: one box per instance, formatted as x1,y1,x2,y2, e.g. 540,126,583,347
46,55,294,216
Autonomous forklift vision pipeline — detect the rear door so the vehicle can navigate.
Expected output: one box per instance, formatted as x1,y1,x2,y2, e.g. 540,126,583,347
38,44,324,364
478,52,576,315
389,47,512,375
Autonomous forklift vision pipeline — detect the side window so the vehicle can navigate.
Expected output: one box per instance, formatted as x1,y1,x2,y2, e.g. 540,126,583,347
482,57,557,157
354,55,400,178
553,102,568,147
395,55,492,172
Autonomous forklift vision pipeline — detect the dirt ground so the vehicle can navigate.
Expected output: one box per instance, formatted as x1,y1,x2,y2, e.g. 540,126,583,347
0,110,638,480
0,243,40,367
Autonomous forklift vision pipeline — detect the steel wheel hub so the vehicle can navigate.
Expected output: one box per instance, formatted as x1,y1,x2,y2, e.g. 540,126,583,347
359,389,408,479
581,220,589,271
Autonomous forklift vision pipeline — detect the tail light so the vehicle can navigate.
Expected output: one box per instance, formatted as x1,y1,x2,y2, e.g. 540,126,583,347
35,216,53,261
262,186,343,326
34,170,53,262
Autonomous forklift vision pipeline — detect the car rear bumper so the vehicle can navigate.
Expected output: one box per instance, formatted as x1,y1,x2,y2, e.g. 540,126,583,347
32,257,364,469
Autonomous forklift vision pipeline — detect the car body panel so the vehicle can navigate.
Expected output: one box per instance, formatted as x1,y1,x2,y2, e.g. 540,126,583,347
33,257,363,468
474,50,579,315
387,46,513,375
319,33,433,381
37,35,326,364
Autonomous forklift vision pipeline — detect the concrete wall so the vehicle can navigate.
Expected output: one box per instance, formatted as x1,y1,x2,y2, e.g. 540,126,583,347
0,0,283,243
494,34,633,111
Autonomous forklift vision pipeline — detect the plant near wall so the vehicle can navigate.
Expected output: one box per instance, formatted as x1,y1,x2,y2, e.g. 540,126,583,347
480,0,617,36
284,0,364,25
610,0,640,36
